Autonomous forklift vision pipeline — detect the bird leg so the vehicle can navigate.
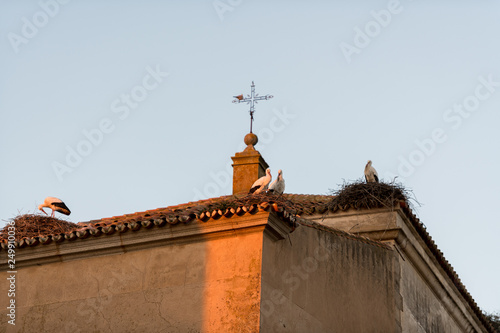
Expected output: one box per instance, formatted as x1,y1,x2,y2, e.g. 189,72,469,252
51,210,55,218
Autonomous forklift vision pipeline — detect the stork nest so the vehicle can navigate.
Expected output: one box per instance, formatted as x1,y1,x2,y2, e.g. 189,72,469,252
0,214,82,241
328,180,412,211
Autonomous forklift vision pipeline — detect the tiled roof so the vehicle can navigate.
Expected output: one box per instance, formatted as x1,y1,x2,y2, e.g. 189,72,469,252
0,194,303,249
0,193,390,256
84,193,333,226
0,193,385,251
88,193,331,225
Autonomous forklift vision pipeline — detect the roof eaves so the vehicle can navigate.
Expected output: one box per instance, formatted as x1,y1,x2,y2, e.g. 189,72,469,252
0,199,297,251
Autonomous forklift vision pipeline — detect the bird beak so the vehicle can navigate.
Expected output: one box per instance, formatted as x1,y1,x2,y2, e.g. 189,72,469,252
40,208,47,215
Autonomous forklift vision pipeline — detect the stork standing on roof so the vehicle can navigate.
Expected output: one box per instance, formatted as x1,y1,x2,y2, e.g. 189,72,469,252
38,197,71,217
249,168,272,194
364,160,379,183
268,169,285,194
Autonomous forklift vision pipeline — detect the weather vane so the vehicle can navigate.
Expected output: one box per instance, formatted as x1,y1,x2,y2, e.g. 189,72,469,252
232,81,273,133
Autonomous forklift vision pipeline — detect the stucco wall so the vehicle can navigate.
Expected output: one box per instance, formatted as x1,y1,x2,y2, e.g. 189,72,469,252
399,259,462,333
310,208,484,332
1,229,264,333
260,224,401,333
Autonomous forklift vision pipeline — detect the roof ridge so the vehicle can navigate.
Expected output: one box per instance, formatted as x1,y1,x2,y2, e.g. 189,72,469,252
80,193,333,225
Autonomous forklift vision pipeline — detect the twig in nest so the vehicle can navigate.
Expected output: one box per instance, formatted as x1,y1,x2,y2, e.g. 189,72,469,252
327,179,417,211
0,214,82,240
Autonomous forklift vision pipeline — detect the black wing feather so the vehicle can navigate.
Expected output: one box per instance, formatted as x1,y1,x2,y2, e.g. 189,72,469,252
52,202,71,215
249,185,261,194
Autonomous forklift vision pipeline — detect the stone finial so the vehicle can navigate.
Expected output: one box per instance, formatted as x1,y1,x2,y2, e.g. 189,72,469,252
244,133,258,147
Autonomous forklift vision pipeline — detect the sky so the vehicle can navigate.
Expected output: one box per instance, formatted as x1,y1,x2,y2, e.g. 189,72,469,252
1,0,499,313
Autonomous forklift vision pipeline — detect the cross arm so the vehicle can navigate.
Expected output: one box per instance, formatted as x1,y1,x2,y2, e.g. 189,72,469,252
253,95,274,101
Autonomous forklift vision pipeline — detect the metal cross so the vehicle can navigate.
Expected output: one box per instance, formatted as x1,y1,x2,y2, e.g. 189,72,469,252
232,81,273,133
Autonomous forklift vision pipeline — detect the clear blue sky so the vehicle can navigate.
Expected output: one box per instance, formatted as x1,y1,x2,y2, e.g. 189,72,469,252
1,1,499,313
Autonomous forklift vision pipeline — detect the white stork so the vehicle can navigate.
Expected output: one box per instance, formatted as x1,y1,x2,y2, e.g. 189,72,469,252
364,160,379,183
249,168,272,194
38,197,71,217
268,169,285,194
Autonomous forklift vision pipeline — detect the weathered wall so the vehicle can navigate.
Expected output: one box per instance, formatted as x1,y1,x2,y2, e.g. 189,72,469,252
399,259,462,333
260,224,401,333
0,229,264,333
312,209,484,332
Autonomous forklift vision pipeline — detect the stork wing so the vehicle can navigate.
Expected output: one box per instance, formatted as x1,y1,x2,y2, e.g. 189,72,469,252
52,202,71,215
249,185,261,194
